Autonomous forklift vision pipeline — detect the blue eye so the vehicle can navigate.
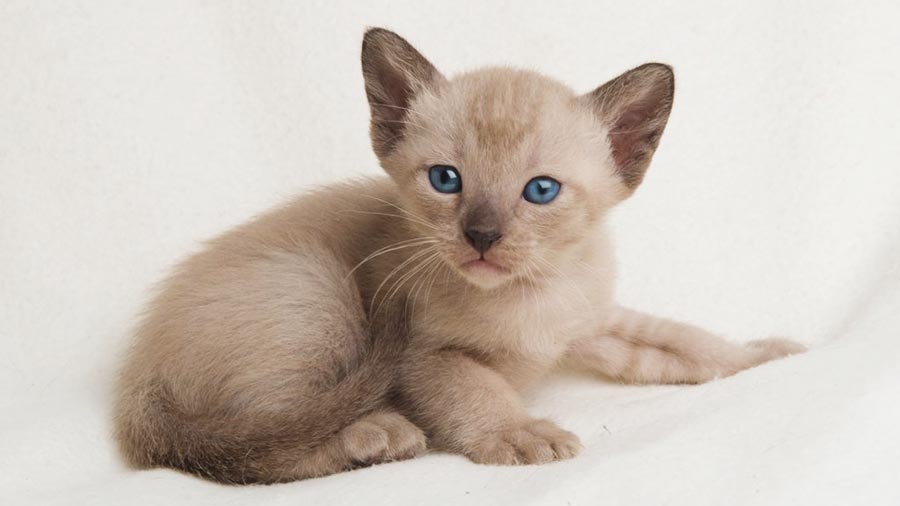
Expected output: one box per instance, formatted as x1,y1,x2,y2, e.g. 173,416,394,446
523,176,561,204
428,165,462,194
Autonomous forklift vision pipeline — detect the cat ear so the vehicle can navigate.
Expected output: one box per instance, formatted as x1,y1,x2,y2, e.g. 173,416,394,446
361,28,445,158
580,63,674,191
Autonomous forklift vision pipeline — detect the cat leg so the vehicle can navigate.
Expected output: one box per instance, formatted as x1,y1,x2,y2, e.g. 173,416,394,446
399,348,582,465
564,306,805,384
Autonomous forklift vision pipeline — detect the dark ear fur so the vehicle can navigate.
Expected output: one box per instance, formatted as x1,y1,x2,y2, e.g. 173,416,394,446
581,63,674,190
361,28,444,158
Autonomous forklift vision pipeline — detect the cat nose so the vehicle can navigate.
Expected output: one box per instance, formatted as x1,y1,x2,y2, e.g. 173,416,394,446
464,228,503,254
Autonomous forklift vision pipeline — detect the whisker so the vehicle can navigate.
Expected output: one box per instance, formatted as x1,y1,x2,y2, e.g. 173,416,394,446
575,260,607,279
345,237,438,281
358,194,439,230
443,259,453,286
532,260,564,312
416,256,445,321
368,245,438,317
535,254,592,308
518,263,527,306
338,209,439,231
402,255,431,317
405,257,431,317
379,250,442,318
523,259,543,310
405,254,442,318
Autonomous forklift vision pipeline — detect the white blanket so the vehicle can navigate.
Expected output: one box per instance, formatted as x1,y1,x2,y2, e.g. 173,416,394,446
2,1,899,504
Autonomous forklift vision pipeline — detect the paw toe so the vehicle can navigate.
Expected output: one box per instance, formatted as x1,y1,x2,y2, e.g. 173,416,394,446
469,420,581,466
340,411,426,464
469,437,519,465
341,420,391,463
504,429,555,464
525,419,582,460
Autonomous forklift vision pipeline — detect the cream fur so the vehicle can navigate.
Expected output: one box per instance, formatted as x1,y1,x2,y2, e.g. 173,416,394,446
112,28,805,484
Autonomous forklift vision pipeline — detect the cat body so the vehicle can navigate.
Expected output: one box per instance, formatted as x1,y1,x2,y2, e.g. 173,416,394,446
114,28,804,484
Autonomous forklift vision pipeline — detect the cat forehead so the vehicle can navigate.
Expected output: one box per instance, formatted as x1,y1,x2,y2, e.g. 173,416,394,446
456,69,573,134
432,68,579,163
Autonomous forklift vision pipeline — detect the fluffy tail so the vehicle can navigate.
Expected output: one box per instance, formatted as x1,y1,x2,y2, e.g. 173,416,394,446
114,330,405,484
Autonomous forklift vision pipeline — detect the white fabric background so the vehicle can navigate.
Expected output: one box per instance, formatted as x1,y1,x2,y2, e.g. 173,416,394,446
2,1,899,504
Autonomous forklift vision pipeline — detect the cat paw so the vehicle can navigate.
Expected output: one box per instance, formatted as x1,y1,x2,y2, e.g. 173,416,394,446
746,337,807,363
467,419,582,466
340,411,427,465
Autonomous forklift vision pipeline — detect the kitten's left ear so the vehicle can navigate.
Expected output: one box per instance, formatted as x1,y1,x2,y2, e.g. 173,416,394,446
580,63,674,192
361,28,446,159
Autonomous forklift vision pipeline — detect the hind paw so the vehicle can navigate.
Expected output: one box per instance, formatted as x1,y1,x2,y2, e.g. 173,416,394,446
340,411,426,465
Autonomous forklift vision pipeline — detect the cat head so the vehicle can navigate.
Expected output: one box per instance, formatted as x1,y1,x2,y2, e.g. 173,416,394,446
361,28,674,289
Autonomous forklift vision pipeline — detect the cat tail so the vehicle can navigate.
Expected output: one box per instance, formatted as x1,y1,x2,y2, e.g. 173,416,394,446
114,324,410,484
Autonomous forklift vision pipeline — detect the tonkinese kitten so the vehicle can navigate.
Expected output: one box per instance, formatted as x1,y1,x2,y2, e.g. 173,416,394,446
114,28,805,484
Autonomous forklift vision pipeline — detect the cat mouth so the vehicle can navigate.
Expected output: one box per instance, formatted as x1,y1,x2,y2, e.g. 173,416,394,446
461,258,508,275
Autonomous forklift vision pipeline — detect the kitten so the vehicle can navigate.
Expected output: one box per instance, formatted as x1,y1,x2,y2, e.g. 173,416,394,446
113,28,805,484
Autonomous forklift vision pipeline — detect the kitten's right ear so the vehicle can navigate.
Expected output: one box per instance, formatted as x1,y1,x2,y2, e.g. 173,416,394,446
362,28,445,158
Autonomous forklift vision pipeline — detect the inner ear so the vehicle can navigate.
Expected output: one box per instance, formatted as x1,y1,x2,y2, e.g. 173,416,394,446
581,63,674,190
361,28,444,158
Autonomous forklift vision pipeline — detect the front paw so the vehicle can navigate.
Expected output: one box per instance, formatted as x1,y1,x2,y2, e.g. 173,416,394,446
746,337,807,363
467,419,582,466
